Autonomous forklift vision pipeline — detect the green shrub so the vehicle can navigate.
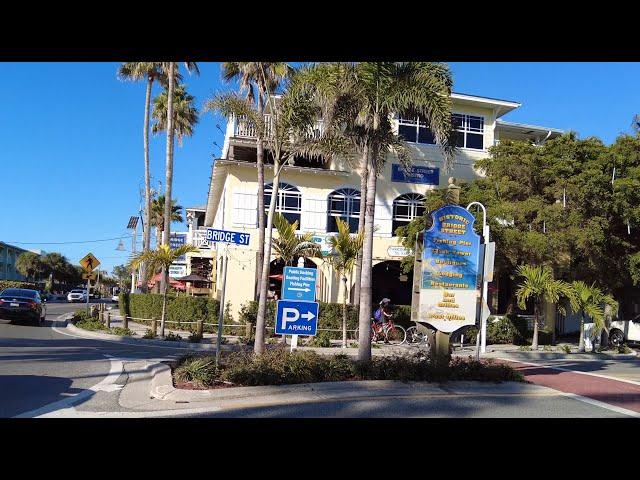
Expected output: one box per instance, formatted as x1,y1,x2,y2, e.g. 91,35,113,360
174,356,217,388
487,316,521,344
109,327,136,336
0,280,37,292
143,329,156,339
560,344,572,354
164,332,183,342
188,332,202,343
309,331,332,347
617,344,633,354
518,345,533,351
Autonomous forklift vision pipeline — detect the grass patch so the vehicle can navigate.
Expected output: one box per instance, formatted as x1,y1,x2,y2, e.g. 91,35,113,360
172,349,524,388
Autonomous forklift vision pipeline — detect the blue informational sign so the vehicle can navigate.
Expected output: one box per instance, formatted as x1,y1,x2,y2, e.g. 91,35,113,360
275,300,319,336
170,233,187,262
422,205,480,290
282,266,317,302
391,164,439,185
205,228,251,246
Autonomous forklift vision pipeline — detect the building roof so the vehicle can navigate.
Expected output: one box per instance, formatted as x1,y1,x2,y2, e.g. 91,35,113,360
0,241,30,253
496,119,564,139
451,92,521,118
186,205,207,212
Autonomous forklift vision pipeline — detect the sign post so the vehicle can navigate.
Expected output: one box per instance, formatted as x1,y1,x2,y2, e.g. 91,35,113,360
79,253,100,315
205,228,251,367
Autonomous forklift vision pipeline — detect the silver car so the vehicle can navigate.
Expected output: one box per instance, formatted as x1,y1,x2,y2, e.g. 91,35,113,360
67,289,87,303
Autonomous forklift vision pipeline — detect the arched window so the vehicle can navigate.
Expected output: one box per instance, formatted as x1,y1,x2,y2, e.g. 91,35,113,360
327,188,360,233
392,193,426,233
264,182,302,226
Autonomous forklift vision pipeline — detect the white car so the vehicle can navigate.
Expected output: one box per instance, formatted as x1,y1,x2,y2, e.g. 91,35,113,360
67,289,87,303
609,314,640,346
111,294,119,303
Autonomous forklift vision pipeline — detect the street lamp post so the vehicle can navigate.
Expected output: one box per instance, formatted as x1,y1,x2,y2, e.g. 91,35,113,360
466,202,490,356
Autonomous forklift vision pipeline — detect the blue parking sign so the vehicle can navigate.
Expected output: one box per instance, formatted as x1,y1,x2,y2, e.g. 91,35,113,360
275,300,319,336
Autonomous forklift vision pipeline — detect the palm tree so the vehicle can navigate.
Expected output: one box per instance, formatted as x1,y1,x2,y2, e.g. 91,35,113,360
325,217,364,348
291,62,456,361
117,62,169,286
152,84,199,146
160,62,199,248
516,264,575,350
129,244,198,337
15,252,44,282
207,71,320,354
41,252,68,292
211,63,292,297
150,195,183,248
571,281,618,352
272,212,321,265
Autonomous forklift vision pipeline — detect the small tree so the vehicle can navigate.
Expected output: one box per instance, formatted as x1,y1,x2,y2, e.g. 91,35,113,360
571,281,618,352
129,244,198,337
272,212,321,266
515,264,574,349
325,218,364,348
15,252,44,282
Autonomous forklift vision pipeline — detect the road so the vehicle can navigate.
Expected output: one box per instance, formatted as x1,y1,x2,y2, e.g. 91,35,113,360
1,302,639,418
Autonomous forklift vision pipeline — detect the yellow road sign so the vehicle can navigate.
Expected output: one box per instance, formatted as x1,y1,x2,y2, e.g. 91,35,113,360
80,253,100,272
82,272,97,281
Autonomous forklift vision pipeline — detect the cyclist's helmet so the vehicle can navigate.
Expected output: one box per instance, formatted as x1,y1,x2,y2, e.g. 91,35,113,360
380,298,391,306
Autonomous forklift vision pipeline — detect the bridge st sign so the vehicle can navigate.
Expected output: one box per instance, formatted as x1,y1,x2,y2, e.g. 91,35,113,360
205,228,251,246
282,266,317,302
274,300,319,336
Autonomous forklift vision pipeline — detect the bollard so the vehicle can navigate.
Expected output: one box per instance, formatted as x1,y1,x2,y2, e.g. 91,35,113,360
123,315,128,330
105,311,111,329
151,319,157,336
197,320,203,338
245,322,253,340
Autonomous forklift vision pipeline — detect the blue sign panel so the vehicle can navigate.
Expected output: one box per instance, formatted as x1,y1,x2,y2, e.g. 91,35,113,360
422,205,480,290
170,233,187,262
391,164,439,185
205,228,251,246
282,266,317,302
275,300,319,336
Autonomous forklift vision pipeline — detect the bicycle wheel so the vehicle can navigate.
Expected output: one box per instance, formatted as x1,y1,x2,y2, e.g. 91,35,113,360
385,325,406,345
406,326,425,345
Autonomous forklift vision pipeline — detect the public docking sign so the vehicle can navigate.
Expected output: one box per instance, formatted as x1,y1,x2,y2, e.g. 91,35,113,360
419,205,481,333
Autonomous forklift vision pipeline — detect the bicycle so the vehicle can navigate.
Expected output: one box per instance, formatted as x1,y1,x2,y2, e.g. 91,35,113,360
354,318,407,345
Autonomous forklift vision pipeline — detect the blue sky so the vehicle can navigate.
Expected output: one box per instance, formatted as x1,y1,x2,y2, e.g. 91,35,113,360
1,62,639,274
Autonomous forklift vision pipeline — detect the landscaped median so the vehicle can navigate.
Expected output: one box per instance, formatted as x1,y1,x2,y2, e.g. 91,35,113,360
69,310,137,337
171,348,524,390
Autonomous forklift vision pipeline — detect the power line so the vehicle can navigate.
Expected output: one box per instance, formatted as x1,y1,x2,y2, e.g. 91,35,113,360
5,235,133,246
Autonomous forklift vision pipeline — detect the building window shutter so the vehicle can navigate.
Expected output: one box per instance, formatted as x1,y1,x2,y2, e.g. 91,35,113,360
374,198,393,237
301,197,327,232
231,188,258,227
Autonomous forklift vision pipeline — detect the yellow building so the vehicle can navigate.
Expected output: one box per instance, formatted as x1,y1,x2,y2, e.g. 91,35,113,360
197,92,563,320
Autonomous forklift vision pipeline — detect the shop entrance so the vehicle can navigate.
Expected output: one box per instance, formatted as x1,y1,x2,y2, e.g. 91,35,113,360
372,260,413,307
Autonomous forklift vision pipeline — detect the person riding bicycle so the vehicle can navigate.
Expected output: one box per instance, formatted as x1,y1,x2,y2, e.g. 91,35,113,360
373,298,393,342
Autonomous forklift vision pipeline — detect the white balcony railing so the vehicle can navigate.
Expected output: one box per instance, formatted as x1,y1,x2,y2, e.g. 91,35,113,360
192,229,211,249
234,114,324,140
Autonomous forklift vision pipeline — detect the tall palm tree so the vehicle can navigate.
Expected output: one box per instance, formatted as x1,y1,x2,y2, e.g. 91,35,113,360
150,195,183,248
117,62,169,286
571,281,618,352
516,264,575,350
217,63,292,297
271,212,321,266
291,62,457,361
15,252,44,282
325,217,364,348
161,62,199,248
152,84,199,146
129,244,198,337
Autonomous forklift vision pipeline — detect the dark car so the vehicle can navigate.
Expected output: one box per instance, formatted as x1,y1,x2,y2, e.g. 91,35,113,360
0,288,47,325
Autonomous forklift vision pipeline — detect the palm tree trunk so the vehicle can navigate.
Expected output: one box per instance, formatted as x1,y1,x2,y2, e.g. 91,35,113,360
163,62,175,247
532,303,539,350
357,151,377,362
141,76,153,292
342,276,348,348
255,95,266,300
160,267,168,337
578,313,585,352
353,146,368,306
254,160,282,354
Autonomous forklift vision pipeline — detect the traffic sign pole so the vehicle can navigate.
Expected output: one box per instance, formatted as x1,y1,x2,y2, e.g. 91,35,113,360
215,243,229,368
86,278,91,315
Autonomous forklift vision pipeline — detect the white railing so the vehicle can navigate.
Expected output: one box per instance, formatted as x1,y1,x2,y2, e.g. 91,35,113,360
234,114,324,140
192,229,211,249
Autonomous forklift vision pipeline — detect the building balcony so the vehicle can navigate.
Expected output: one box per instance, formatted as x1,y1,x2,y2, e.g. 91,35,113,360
233,114,325,141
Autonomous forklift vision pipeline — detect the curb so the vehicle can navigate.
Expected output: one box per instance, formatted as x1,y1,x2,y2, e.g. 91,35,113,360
63,321,237,352
497,350,639,360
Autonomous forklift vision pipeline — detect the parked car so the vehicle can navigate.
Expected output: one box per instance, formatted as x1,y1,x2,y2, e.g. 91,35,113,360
609,314,640,346
67,289,87,303
0,288,47,325
111,294,119,303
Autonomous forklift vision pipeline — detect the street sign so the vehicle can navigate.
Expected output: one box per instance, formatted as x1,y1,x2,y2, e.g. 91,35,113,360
82,272,97,281
205,228,250,246
80,253,100,272
282,266,317,302
275,300,319,336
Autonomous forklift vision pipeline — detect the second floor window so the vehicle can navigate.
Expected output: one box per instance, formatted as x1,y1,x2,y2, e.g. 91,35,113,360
327,188,360,233
264,182,302,226
392,193,426,233
398,116,436,145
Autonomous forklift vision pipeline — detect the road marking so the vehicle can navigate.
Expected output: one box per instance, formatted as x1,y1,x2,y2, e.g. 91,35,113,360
496,357,640,418
13,353,123,418
35,406,223,418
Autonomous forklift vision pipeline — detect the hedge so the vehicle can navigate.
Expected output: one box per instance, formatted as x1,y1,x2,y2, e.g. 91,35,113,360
461,315,553,346
119,293,236,333
0,280,38,292
238,301,413,340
